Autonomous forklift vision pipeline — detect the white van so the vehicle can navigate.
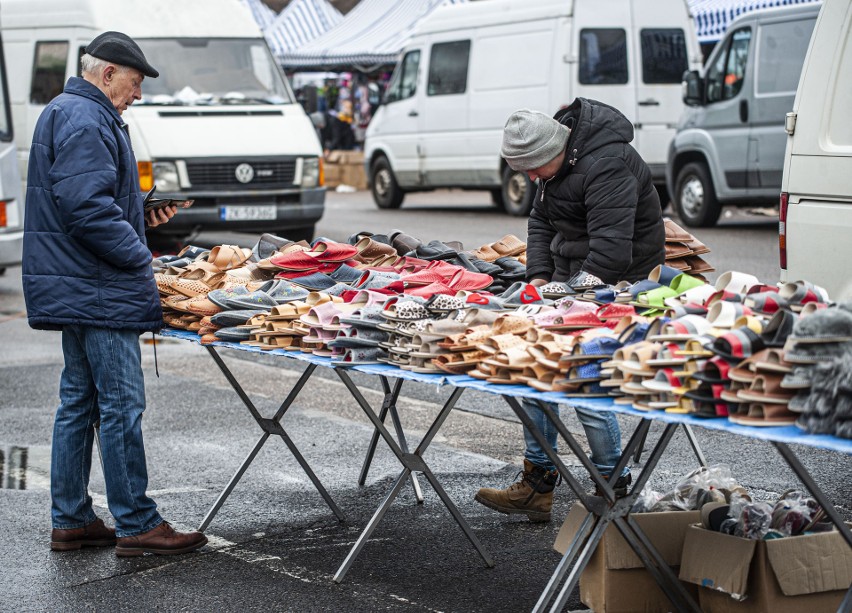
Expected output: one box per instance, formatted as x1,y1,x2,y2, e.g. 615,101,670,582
781,0,852,300
0,0,325,243
364,0,702,215
668,4,820,227
0,22,23,274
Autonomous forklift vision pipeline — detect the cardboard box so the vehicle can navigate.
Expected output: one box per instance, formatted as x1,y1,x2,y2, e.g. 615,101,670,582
339,163,367,191
324,150,367,190
323,163,342,188
554,503,701,613
325,150,364,165
679,524,852,612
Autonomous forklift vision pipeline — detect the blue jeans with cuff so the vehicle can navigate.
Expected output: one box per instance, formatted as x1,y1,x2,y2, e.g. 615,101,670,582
520,398,629,478
52,325,162,537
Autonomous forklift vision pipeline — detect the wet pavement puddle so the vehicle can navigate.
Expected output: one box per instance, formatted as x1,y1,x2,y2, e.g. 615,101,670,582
0,445,50,490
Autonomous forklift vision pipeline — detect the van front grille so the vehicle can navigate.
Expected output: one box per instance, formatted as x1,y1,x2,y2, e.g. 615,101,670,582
185,160,297,189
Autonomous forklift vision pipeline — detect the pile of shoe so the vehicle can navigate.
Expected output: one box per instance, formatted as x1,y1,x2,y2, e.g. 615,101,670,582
153,230,852,440
781,304,852,438
587,269,833,426
663,218,714,277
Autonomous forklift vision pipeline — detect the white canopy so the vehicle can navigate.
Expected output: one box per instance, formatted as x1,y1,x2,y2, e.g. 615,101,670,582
280,0,466,70
689,0,821,43
265,0,344,58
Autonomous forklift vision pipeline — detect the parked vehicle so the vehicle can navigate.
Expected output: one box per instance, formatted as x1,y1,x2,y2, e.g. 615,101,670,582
781,0,851,300
365,0,702,216
0,0,325,244
668,3,819,227
0,20,22,275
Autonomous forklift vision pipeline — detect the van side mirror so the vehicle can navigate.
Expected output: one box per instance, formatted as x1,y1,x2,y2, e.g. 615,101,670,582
682,71,704,106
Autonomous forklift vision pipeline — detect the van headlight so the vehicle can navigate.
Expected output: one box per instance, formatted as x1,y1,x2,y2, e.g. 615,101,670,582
153,161,180,192
302,157,320,188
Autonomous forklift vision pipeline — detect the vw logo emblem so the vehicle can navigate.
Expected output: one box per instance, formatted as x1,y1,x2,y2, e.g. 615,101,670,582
235,163,255,184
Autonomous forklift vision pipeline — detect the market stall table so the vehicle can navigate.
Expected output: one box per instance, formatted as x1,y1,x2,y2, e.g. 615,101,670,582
160,329,851,613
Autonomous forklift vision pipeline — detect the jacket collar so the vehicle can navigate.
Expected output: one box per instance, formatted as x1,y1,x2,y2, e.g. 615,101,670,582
63,76,127,128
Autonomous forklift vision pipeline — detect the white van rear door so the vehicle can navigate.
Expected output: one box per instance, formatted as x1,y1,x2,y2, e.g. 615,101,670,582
572,0,636,137
631,0,694,169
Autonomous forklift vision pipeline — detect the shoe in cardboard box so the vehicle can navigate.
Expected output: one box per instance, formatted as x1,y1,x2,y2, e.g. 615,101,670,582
679,523,852,612
554,502,701,613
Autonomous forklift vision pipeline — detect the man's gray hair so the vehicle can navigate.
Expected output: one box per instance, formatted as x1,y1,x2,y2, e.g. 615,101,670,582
80,53,128,76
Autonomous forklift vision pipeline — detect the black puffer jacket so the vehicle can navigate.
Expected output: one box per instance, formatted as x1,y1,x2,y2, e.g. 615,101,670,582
525,98,665,284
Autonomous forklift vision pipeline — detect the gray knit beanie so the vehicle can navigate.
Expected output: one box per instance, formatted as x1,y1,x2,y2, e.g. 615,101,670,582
501,109,570,171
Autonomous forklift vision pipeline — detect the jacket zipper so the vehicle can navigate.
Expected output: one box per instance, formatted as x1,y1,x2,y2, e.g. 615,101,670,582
540,148,578,202
541,177,553,202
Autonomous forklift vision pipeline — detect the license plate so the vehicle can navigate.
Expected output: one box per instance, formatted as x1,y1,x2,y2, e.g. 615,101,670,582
219,205,277,221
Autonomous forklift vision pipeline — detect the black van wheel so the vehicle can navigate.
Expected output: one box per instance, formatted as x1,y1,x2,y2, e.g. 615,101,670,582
674,162,722,227
500,166,534,217
370,156,404,210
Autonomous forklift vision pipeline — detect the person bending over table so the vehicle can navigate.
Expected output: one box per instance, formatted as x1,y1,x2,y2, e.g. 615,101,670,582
474,99,666,522
22,31,206,555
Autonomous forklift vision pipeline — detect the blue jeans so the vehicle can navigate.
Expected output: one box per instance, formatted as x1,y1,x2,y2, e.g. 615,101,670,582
521,399,629,478
52,325,162,537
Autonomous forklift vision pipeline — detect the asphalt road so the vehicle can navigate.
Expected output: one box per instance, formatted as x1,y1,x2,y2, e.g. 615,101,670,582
1,189,847,612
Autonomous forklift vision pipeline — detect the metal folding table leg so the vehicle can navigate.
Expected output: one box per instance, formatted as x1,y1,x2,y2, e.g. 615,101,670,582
198,347,345,532
772,442,852,613
357,377,401,485
502,397,700,613
333,371,493,583
546,421,700,613
634,424,707,466
357,377,424,502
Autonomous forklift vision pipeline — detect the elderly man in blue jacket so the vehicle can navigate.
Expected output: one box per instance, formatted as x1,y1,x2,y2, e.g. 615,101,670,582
22,31,207,556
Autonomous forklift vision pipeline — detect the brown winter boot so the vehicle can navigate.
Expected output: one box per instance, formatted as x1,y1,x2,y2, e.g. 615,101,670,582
474,459,560,522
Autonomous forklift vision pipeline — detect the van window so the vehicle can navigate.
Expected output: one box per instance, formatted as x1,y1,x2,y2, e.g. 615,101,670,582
705,27,751,103
641,29,688,84
756,18,816,95
428,40,470,96
30,41,69,105
0,35,12,141
579,29,628,85
137,39,292,104
385,50,420,104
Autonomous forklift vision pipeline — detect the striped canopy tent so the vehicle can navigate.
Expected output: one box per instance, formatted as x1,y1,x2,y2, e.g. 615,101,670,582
265,0,344,59
689,0,821,43
280,0,466,71
240,0,278,32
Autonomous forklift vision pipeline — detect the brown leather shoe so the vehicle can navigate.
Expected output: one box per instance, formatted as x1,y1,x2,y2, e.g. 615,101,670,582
474,460,560,522
115,521,208,557
51,518,117,551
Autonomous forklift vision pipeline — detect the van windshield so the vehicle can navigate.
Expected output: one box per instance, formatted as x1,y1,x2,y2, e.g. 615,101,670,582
135,38,293,105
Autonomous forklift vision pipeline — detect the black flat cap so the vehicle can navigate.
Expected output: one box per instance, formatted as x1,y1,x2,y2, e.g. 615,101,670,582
85,31,159,78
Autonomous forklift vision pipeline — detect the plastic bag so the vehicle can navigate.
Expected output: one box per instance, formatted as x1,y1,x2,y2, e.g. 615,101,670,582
631,487,663,514
650,465,741,512
770,490,825,537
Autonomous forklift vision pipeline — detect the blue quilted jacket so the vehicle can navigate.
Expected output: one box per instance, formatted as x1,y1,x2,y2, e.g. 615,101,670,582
22,77,162,332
